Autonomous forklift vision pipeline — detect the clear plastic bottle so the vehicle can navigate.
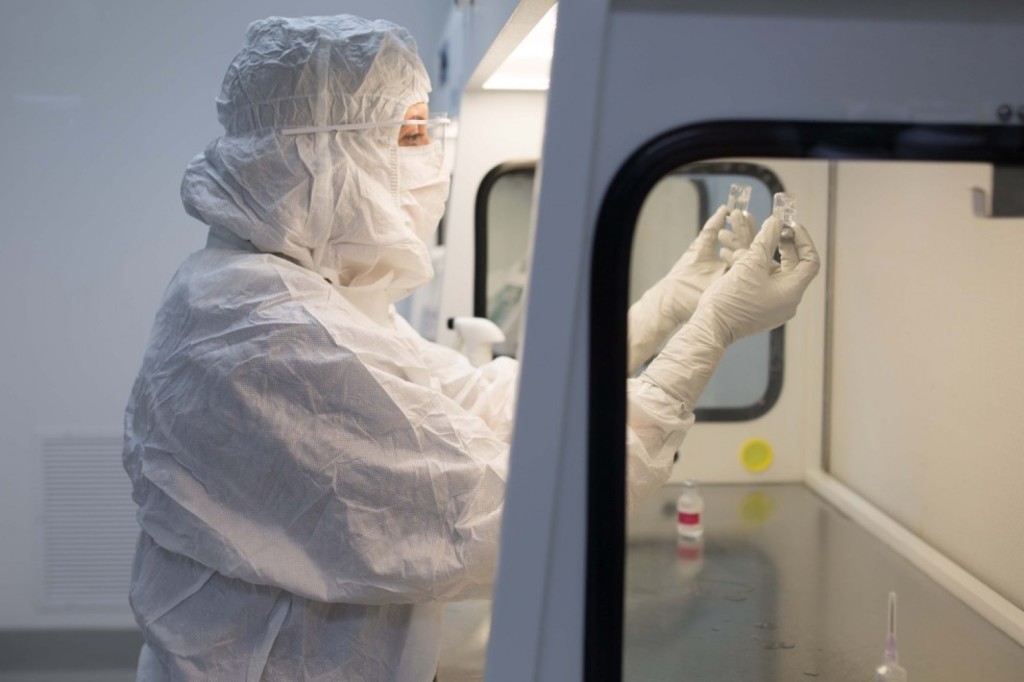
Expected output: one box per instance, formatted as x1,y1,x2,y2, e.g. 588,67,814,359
676,479,704,539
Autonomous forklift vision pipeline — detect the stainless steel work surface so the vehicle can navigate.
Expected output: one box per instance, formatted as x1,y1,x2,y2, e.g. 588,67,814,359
625,483,1024,681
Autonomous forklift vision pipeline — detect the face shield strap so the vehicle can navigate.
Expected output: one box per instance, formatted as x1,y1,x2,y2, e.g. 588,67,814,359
280,116,451,136
280,115,452,208
283,117,452,188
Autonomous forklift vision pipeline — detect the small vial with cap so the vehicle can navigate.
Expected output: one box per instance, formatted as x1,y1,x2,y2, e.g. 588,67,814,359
676,479,704,539
727,183,752,213
773,192,796,241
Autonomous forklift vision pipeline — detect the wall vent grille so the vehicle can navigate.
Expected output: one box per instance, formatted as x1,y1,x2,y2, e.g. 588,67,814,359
40,435,137,609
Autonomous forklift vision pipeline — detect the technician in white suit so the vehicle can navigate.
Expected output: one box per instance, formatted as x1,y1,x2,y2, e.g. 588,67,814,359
123,14,819,681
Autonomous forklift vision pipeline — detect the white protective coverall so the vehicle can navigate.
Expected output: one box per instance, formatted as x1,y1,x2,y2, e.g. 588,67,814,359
124,12,826,680
124,15,698,682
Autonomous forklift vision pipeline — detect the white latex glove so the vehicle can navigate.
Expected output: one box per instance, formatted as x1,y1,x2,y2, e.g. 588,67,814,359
628,205,752,374
698,216,820,345
718,209,756,267
640,216,820,409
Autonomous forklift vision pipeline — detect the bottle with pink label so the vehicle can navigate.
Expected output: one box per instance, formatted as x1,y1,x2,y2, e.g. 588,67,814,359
676,479,704,539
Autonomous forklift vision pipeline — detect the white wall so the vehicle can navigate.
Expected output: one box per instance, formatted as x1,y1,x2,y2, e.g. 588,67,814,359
829,161,1024,611
0,0,450,630
436,90,548,348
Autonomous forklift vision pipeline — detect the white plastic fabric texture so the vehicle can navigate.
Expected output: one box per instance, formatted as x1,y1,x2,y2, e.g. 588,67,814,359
126,224,516,681
124,14,693,681
126,15,484,682
398,142,451,241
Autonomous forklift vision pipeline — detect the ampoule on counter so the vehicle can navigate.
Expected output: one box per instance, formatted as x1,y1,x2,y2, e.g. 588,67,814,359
772,191,796,241
875,591,908,681
676,479,704,538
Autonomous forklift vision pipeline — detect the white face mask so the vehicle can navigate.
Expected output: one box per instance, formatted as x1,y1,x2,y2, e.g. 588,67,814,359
398,142,451,241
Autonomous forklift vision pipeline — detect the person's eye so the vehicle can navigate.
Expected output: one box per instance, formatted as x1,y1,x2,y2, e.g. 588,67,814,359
400,131,426,146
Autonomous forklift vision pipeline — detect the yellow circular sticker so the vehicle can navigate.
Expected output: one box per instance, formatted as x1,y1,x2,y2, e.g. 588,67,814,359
740,437,774,473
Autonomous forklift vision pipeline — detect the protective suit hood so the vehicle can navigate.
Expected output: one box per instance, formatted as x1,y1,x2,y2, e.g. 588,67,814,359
181,15,434,299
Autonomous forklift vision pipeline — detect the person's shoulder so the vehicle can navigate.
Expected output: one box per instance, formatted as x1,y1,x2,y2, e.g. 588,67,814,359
187,249,323,289
161,249,332,320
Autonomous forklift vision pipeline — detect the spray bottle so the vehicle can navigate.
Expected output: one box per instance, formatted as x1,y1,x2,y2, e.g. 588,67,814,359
447,317,507,367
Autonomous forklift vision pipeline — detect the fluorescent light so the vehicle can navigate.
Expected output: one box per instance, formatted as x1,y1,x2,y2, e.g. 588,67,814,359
483,5,557,91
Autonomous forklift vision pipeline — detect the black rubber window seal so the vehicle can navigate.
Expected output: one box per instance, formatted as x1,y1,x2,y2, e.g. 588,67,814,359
473,161,538,318
586,120,1024,681
475,159,789,421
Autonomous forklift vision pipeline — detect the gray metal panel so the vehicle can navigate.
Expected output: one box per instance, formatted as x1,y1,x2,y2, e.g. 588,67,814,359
612,0,1024,23
487,0,615,678
593,12,1024,202
41,437,137,610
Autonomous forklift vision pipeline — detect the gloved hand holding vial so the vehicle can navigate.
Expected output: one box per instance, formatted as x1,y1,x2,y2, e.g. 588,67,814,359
627,185,757,374
718,183,755,267
640,211,820,411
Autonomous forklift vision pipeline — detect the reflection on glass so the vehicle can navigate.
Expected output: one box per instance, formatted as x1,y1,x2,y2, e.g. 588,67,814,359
628,165,782,411
624,486,779,681
630,175,702,305
623,157,1024,681
478,162,782,415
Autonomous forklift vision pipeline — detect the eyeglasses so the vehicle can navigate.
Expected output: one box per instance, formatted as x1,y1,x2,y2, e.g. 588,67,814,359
281,114,451,143
281,113,454,178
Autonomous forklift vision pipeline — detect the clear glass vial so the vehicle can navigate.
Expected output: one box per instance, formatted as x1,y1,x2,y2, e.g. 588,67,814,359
676,479,704,539
773,191,797,241
727,183,752,213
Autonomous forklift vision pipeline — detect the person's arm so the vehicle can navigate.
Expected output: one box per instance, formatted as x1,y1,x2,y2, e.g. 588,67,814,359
126,300,509,606
623,216,820,508
393,314,519,444
627,206,755,374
